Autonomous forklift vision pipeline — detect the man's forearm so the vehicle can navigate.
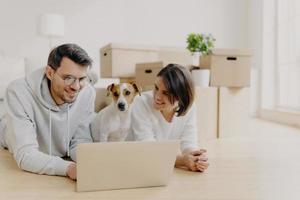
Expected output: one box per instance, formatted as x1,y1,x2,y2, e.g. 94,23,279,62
15,146,72,176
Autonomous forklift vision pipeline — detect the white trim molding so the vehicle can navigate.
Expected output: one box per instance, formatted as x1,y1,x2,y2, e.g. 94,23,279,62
259,108,300,128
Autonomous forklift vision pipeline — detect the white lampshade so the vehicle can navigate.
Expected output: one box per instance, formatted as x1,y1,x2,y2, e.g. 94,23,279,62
39,14,65,37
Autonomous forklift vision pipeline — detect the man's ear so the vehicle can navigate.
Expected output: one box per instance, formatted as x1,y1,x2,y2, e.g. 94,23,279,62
45,66,55,81
106,83,115,96
131,82,142,96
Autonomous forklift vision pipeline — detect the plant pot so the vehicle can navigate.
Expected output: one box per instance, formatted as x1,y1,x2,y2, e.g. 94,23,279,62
191,69,210,87
192,52,201,66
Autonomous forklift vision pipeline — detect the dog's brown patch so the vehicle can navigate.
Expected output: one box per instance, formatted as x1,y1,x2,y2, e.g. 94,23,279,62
107,83,141,104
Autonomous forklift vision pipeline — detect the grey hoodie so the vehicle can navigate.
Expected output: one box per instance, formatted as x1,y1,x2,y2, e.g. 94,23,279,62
0,67,95,176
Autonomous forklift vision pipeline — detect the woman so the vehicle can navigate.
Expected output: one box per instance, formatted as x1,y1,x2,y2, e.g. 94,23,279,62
131,63,209,172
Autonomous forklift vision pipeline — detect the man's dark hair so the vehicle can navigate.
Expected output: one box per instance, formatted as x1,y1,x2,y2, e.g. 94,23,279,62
47,43,93,70
157,63,195,116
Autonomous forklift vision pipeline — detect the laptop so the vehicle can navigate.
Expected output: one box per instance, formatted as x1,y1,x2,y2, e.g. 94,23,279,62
76,140,180,192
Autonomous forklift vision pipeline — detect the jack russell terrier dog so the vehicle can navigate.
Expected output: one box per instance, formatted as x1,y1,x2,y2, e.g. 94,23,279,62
91,82,141,142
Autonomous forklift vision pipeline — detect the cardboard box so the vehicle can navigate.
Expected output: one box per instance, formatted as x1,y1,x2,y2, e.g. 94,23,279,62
100,43,159,78
218,87,250,138
158,47,192,67
200,49,252,87
94,87,111,112
135,61,164,91
119,77,136,83
194,87,218,143
100,43,195,78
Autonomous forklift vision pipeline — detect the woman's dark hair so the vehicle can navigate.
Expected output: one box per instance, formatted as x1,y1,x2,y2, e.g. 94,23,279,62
157,63,195,116
47,43,93,70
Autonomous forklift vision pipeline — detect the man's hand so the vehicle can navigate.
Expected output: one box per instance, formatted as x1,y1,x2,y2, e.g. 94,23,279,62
66,163,77,180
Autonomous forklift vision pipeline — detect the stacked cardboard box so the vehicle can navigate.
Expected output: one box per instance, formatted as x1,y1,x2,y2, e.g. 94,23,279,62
94,87,111,112
199,49,252,87
158,46,192,66
217,87,250,138
135,61,164,91
198,49,252,138
100,43,192,79
100,43,159,78
195,87,218,142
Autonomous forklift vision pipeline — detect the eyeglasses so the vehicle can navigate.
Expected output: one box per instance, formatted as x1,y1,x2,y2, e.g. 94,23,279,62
54,72,89,87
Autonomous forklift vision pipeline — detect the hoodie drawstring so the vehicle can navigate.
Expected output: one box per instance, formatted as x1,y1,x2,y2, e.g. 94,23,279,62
67,104,70,157
49,105,70,157
49,108,52,156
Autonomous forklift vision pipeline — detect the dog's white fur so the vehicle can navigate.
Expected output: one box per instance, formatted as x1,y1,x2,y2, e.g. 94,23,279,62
91,83,140,142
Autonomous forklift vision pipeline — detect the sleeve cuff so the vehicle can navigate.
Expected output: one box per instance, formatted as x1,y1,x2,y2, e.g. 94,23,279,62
54,157,73,176
181,141,199,152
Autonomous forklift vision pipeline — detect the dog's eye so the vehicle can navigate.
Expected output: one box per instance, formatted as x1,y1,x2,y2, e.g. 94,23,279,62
113,92,119,97
125,91,131,96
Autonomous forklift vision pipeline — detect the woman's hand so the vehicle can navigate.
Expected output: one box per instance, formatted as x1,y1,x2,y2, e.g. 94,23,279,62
176,149,209,172
194,151,209,172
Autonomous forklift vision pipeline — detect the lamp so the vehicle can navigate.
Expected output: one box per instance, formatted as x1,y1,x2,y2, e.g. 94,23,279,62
39,14,65,50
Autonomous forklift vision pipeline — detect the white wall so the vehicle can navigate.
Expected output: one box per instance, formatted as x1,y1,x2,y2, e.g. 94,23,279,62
1,0,262,113
0,0,250,74
260,0,276,109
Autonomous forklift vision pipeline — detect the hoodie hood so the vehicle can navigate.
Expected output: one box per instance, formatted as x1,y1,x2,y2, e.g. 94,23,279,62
25,67,61,112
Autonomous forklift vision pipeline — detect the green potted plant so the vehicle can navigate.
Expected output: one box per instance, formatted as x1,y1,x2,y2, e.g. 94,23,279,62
186,33,216,66
186,33,215,87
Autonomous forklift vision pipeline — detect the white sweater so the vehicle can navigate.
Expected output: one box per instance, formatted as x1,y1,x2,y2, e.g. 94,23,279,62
131,91,198,152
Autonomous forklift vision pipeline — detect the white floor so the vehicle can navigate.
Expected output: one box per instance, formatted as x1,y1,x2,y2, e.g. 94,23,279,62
199,118,300,199
0,117,300,199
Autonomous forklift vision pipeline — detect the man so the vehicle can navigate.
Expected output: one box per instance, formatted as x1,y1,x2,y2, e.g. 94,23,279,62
0,44,95,180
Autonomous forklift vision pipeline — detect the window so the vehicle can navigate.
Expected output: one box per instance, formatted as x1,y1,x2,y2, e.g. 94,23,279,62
276,0,300,110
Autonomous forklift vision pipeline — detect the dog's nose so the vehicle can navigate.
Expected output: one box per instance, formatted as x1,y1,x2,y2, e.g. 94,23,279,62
117,102,126,111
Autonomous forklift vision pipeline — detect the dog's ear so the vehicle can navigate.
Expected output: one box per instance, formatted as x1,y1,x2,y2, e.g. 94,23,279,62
106,83,115,96
131,82,142,96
